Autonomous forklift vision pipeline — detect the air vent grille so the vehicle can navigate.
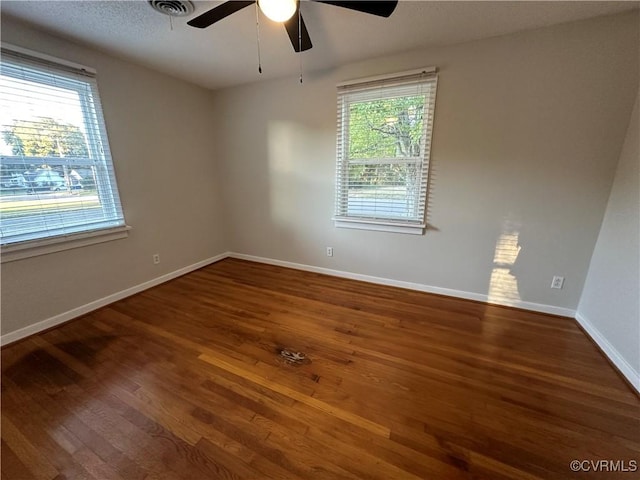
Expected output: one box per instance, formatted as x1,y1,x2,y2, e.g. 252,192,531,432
148,0,195,17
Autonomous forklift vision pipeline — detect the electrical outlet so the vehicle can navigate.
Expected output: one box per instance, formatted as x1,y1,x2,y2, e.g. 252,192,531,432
153,253,160,265
326,247,333,257
551,276,564,289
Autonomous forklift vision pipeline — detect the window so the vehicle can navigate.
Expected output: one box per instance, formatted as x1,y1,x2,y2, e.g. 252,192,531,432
0,45,126,260
334,68,437,234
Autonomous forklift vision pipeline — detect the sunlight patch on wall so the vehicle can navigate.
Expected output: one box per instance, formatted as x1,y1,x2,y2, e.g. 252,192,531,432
488,224,522,306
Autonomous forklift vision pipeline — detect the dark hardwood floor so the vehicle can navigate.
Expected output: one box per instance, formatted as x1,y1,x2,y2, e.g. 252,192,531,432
2,258,638,479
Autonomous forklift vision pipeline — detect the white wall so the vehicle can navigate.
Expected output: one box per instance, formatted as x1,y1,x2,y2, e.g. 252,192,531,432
0,19,229,336
213,12,639,313
577,91,640,390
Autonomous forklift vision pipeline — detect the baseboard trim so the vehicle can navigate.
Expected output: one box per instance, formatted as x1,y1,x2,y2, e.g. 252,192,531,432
228,252,576,318
575,312,640,394
6,250,635,393
0,252,230,346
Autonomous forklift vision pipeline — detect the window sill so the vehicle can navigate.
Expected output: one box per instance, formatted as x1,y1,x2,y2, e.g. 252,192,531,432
334,217,425,235
1,225,131,263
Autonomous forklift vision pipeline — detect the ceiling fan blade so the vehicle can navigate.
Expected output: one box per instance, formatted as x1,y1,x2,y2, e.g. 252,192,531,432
284,8,312,52
313,1,398,17
187,1,255,28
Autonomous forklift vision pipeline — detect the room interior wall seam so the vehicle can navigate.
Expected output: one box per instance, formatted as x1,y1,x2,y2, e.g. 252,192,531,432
0,252,230,346
573,88,640,395
575,312,640,394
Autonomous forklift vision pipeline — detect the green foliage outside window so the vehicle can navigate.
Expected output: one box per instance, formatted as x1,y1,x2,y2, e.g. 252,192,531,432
347,96,424,188
2,116,89,157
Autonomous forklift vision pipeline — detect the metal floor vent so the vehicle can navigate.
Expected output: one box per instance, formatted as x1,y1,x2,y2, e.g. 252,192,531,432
279,349,307,365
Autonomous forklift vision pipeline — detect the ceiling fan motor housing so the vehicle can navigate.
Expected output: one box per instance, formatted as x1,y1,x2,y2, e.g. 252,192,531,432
186,1,398,53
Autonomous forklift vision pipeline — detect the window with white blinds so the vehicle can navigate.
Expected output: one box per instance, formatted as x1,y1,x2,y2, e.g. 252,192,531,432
334,68,437,234
0,46,126,255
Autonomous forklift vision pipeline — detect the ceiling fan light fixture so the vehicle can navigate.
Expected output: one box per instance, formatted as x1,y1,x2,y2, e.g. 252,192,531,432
258,0,296,22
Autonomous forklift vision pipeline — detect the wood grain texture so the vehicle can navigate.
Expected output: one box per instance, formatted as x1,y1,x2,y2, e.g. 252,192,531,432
2,258,638,479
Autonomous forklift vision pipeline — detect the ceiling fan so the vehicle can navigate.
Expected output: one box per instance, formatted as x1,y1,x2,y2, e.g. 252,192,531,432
187,0,399,52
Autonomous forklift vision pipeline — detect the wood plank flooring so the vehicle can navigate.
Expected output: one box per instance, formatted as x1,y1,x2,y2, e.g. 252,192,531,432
2,258,638,479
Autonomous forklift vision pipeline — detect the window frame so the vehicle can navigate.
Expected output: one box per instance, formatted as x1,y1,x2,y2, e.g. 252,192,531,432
334,67,438,235
0,44,128,262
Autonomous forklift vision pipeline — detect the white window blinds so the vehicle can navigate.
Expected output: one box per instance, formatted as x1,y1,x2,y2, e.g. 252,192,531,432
0,46,126,248
335,68,437,234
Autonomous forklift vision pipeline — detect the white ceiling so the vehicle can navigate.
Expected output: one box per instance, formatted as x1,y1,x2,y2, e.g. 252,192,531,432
1,1,638,90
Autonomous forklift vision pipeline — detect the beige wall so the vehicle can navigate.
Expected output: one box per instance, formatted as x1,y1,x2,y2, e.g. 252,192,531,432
2,12,638,340
578,90,639,385
1,19,229,335
213,12,639,311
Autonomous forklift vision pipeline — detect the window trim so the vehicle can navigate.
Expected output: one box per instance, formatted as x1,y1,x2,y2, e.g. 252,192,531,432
1,225,130,263
333,217,425,235
0,42,96,75
0,44,128,258
334,67,438,234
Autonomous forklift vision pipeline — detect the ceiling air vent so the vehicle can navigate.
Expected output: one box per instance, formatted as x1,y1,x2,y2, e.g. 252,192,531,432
148,0,195,17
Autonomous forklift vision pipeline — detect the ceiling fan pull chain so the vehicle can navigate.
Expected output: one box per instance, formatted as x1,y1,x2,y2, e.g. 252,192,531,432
255,2,263,74
298,1,303,83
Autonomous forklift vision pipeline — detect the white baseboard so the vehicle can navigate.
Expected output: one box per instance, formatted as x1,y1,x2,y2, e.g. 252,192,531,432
6,250,635,394
0,252,230,346
575,312,640,394
1,251,575,347
228,252,576,318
